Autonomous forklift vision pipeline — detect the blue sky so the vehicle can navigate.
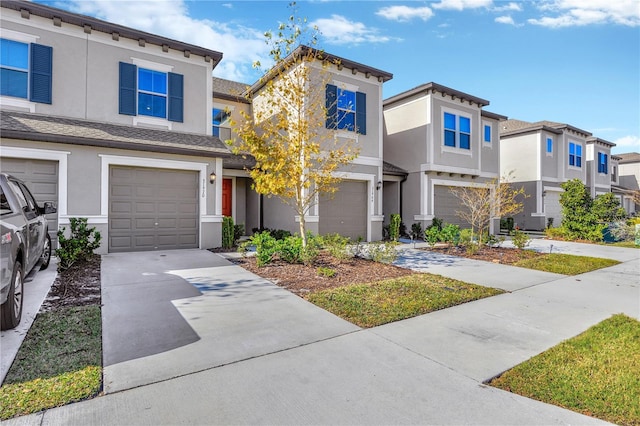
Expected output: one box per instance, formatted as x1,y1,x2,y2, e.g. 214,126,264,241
44,0,640,153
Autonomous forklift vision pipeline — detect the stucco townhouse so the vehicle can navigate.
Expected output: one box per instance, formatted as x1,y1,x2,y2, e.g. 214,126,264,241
382,82,507,234
0,0,232,253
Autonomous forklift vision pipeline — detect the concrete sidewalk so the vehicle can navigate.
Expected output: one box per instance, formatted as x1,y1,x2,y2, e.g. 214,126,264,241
4,243,639,425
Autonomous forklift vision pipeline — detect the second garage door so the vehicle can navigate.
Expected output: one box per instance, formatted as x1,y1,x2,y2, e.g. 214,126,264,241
544,190,562,228
109,166,199,252
319,180,367,241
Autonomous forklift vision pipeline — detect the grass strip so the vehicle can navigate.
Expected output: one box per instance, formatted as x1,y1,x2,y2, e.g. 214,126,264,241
514,253,619,275
0,305,102,420
491,314,640,425
307,273,503,328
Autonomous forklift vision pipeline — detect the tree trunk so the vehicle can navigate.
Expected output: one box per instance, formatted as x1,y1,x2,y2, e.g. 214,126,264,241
299,214,307,248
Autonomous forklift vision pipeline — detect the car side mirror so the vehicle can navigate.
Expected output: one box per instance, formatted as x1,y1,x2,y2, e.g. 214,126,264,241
42,202,57,215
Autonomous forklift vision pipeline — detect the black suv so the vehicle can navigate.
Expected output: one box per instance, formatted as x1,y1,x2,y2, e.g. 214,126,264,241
0,173,56,330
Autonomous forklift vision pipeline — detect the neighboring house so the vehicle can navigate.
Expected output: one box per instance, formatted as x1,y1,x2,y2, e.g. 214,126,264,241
616,152,640,213
220,47,393,241
0,0,231,253
586,136,616,198
382,82,506,233
500,119,596,230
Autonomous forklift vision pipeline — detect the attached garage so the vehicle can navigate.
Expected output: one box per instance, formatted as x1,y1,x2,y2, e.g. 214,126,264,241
319,180,367,241
544,190,563,228
0,157,59,247
109,166,199,252
433,185,467,228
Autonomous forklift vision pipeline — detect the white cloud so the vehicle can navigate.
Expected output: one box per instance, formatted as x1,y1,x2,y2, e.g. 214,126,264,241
529,0,640,27
376,5,434,22
495,15,518,25
432,0,493,11
613,135,640,151
493,2,522,12
311,15,395,45
60,0,269,83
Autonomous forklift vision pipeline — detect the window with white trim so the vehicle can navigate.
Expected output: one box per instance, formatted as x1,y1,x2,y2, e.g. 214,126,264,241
443,111,471,150
546,137,553,154
0,37,52,103
597,152,608,174
568,142,582,168
483,123,491,144
213,107,231,139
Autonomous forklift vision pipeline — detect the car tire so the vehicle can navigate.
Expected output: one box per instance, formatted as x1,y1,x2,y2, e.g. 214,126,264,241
1,260,24,331
40,233,52,270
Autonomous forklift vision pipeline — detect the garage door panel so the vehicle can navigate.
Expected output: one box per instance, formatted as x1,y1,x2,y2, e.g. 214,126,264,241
319,180,367,241
109,166,199,252
434,185,467,228
1,158,59,248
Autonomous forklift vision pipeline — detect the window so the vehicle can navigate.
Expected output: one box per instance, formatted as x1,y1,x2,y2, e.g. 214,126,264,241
325,84,366,135
443,112,471,150
612,165,617,182
484,124,491,143
568,142,582,167
119,62,183,122
546,137,553,154
213,108,231,139
0,38,52,103
597,152,608,174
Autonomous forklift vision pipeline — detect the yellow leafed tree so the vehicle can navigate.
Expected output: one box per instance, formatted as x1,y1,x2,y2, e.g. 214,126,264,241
230,4,360,247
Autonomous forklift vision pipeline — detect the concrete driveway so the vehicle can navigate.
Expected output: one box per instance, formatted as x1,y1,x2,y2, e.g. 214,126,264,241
5,242,639,425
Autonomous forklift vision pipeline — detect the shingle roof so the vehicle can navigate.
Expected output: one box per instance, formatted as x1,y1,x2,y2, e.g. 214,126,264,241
499,118,591,137
617,152,640,164
213,77,251,103
383,161,408,176
1,110,232,157
1,0,222,66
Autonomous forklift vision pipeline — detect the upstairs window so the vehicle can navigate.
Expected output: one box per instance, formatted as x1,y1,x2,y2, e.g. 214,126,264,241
0,38,52,103
325,84,366,135
546,137,553,153
213,108,231,139
597,152,608,174
119,62,183,122
483,124,491,143
612,165,617,182
443,112,471,150
568,142,582,168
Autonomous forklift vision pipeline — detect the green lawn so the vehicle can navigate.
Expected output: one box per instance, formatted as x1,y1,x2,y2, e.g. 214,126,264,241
307,273,503,328
0,305,102,420
491,314,640,425
514,253,619,275
606,240,640,249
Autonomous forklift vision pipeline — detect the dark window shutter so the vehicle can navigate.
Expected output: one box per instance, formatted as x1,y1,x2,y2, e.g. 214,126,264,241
29,43,52,104
119,62,136,115
168,72,184,122
356,91,366,135
325,84,337,129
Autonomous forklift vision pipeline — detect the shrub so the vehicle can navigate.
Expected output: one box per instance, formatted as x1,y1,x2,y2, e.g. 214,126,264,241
245,231,279,267
485,234,505,248
510,229,531,249
321,233,352,261
410,223,423,240
368,242,398,264
222,216,235,249
424,226,442,245
458,229,479,254
500,217,515,232
545,226,567,240
546,217,554,229
607,219,640,242
317,266,336,278
389,214,401,241
234,224,245,243
56,218,101,272
441,224,460,245
278,235,303,264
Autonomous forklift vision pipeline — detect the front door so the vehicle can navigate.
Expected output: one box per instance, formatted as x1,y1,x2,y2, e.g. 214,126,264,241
222,178,232,217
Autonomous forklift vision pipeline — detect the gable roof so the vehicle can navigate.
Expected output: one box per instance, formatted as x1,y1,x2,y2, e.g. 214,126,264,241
1,0,223,66
383,161,408,176
1,110,232,157
384,82,490,108
500,119,587,137
617,152,640,164
213,77,251,104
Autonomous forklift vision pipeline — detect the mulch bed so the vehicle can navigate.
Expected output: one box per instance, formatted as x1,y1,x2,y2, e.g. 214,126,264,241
422,245,543,264
230,253,414,296
40,255,102,313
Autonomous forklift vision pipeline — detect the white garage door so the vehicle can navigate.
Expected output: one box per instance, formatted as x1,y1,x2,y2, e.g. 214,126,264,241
109,166,199,252
0,157,59,247
319,180,367,241
544,191,563,228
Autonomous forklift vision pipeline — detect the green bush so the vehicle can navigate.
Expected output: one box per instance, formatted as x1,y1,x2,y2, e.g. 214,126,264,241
222,216,235,249
424,226,441,245
56,218,101,271
368,242,398,264
389,214,401,241
410,223,423,240
458,229,479,254
440,224,460,245
243,231,279,267
320,233,352,261
511,229,531,249
278,235,303,264
234,224,245,242
317,266,336,278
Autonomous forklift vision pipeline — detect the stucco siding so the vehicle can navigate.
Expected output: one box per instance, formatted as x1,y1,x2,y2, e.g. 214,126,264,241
501,134,539,182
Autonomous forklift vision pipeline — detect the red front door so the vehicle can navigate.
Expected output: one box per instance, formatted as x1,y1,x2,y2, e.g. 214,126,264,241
222,178,232,217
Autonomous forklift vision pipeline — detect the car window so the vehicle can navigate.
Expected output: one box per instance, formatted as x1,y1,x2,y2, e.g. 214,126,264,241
0,186,13,215
18,182,38,212
6,180,28,212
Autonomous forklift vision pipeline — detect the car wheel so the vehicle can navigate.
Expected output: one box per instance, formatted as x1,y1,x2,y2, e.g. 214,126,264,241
40,233,52,270
1,260,24,330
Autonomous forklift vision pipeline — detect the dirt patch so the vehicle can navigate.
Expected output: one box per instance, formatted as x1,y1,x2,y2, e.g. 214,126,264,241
40,255,101,313
423,245,543,264
230,253,414,296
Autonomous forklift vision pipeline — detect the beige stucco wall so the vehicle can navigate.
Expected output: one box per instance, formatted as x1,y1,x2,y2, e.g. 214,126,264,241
500,133,539,182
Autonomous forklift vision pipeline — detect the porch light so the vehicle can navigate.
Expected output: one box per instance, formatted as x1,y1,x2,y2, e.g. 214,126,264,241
209,172,216,184
376,180,382,190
